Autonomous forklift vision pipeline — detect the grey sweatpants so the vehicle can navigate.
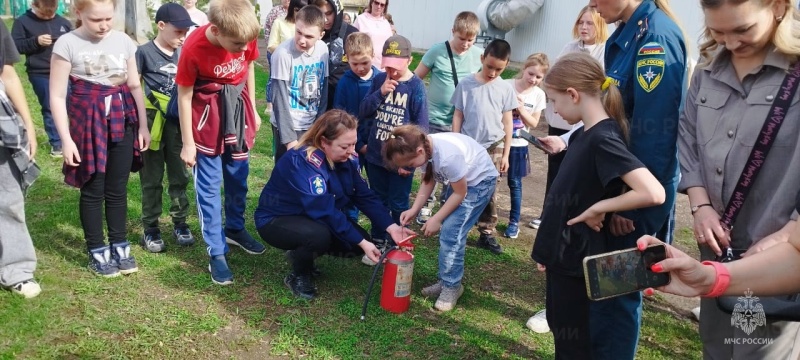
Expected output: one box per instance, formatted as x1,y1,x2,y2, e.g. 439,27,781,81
0,148,36,287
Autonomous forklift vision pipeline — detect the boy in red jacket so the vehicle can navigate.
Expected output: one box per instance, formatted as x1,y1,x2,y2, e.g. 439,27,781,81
176,0,264,285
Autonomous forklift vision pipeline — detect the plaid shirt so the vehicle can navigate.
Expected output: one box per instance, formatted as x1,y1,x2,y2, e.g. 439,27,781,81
63,77,141,188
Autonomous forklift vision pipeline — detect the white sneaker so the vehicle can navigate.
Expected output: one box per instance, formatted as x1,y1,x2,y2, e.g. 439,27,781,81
434,284,464,312
691,306,701,321
11,280,41,299
528,218,542,229
361,254,378,266
416,208,432,225
526,309,550,333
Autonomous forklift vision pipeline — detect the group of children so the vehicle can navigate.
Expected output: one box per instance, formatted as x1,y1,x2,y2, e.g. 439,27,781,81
2,4,667,350
1,0,552,295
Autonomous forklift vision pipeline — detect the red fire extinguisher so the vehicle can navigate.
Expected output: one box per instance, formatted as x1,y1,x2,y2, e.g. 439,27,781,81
380,246,414,313
361,235,416,320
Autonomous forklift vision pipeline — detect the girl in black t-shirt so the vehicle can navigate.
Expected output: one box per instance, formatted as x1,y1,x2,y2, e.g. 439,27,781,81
530,52,665,358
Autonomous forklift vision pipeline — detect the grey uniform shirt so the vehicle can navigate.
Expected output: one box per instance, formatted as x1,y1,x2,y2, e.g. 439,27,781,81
678,47,800,249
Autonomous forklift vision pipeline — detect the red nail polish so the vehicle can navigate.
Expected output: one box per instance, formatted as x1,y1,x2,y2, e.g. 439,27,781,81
651,264,663,273
644,288,654,296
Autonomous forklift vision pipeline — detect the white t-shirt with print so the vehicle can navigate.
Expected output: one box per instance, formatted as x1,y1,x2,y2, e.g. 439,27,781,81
425,132,499,187
504,79,546,147
52,30,137,86
270,38,329,130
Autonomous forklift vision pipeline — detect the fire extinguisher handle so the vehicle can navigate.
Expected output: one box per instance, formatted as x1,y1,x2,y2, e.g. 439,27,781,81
360,246,397,321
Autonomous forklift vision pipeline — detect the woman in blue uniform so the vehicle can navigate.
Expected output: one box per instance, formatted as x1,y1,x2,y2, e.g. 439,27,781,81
588,1,687,358
254,109,415,300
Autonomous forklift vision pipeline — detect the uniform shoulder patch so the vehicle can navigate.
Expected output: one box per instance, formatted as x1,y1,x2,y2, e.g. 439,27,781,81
309,175,327,195
636,42,666,93
307,153,323,168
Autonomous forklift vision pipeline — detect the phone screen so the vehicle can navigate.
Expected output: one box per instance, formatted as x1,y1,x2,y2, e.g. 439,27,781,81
583,245,670,301
518,130,553,155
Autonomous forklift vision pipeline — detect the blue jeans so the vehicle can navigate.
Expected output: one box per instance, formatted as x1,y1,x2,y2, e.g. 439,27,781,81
28,74,60,148
439,177,496,287
365,162,411,240
194,152,249,257
589,180,677,360
507,176,522,224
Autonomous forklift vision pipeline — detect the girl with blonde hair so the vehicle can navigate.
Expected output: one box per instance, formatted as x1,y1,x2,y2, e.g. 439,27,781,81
50,0,150,277
532,52,664,358
681,0,800,357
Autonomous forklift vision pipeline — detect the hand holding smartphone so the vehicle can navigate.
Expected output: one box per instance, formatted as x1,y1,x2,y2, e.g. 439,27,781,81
583,244,670,301
518,129,554,155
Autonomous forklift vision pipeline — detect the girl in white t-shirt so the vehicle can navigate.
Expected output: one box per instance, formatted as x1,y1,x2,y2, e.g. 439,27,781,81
386,125,498,312
502,53,548,239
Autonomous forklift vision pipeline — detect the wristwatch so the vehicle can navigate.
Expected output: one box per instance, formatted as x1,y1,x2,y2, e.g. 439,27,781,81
691,203,713,215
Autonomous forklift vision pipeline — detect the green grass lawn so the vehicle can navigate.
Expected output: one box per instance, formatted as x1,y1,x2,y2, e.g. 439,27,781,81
0,24,701,359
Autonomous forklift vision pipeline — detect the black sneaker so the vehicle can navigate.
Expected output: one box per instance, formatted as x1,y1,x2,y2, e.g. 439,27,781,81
284,272,317,300
110,241,139,274
173,223,195,246
225,229,266,255
285,250,322,277
141,228,165,253
50,145,63,158
88,246,120,277
476,234,503,254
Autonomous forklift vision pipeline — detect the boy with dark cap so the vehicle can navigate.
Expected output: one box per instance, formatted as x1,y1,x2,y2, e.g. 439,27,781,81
137,2,197,253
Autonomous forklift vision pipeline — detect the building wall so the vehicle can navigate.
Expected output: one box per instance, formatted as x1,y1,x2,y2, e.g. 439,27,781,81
390,0,705,63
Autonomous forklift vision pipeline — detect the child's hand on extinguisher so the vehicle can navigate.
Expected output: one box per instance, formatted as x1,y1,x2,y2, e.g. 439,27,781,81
359,240,381,264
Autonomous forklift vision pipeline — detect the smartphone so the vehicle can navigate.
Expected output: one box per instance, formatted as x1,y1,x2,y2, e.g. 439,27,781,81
583,244,670,301
518,129,554,155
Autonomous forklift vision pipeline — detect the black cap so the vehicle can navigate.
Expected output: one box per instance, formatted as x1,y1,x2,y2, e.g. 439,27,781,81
155,3,197,29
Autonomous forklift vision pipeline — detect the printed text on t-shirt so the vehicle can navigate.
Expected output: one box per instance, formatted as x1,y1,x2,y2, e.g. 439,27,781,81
374,92,408,141
214,53,247,79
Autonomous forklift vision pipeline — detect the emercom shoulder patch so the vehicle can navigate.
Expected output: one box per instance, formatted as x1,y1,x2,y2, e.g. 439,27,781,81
309,175,326,195
636,42,666,93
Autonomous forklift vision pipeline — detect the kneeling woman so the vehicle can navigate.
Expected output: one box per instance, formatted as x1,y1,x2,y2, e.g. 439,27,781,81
254,110,415,300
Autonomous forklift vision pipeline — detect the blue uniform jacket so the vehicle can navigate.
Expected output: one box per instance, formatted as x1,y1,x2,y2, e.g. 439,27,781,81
605,0,686,184
254,147,394,247
332,66,380,152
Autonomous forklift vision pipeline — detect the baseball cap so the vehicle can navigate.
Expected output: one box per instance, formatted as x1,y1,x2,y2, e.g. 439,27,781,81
155,3,197,29
381,34,411,70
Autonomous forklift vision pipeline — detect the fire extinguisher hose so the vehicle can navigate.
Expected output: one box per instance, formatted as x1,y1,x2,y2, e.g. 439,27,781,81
360,246,397,321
